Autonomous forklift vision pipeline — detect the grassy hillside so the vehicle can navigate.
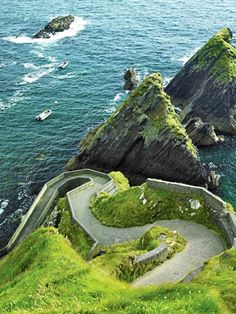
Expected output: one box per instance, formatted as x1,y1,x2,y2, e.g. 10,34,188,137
90,182,222,235
92,226,186,282
0,227,233,314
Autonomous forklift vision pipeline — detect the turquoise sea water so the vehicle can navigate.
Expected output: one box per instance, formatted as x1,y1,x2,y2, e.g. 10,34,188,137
1,0,236,242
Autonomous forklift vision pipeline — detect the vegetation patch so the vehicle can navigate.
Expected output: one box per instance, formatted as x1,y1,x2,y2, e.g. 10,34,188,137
195,28,236,85
92,226,186,282
78,73,197,158
90,182,221,234
194,249,236,313
0,227,231,313
108,171,130,192
47,197,92,260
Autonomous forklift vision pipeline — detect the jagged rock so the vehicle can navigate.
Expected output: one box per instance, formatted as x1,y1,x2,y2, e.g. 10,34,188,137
67,73,218,188
166,28,236,135
124,68,138,90
184,117,224,147
33,15,75,39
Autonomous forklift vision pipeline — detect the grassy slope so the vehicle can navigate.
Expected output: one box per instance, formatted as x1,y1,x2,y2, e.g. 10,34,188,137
92,226,186,283
0,227,231,314
90,182,221,234
108,171,130,192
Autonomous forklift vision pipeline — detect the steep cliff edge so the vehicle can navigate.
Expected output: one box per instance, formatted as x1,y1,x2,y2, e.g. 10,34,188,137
67,73,217,188
166,28,236,135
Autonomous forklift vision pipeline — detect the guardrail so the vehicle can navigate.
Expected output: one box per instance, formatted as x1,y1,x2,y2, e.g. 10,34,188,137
147,179,236,248
0,169,110,257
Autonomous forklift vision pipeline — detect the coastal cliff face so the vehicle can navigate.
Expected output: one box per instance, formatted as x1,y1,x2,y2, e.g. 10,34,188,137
67,73,217,188
33,15,75,39
166,28,236,135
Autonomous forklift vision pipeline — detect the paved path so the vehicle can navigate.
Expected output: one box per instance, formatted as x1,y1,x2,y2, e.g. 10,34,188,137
68,180,225,286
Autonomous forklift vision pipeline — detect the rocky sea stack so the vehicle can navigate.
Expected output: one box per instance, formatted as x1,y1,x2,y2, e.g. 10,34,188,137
33,15,75,39
67,73,218,188
166,28,236,136
124,68,138,90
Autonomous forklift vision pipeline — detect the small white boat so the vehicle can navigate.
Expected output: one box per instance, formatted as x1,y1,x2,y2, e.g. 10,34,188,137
35,109,52,121
58,61,69,69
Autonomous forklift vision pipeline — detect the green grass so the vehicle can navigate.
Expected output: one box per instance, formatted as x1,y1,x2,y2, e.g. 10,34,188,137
90,182,221,234
92,226,186,282
108,171,130,192
76,73,197,159
0,227,231,313
48,197,92,260
195,28,236,85
194,249,236,313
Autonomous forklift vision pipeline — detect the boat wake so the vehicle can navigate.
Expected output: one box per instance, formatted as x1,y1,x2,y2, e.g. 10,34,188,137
0,90,24,112
3,17,87,44
21,67,54,84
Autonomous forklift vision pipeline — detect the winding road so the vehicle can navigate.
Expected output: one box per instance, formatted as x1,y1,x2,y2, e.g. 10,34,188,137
68,176,225,286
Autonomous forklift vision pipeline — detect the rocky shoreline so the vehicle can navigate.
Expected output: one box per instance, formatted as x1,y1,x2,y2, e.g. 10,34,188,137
33,15,75,39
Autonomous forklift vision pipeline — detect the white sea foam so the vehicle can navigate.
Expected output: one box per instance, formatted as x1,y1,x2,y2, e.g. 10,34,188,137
105,105,116,114
23,62,39,69
0,199,9,215
3,17,87,44
113,93,122,102
164,76,173,87
178,47,200,65
0,90,24,112
21,67,54,84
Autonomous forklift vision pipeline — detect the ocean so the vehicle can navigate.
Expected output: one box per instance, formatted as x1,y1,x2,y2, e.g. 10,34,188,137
1,0,236,246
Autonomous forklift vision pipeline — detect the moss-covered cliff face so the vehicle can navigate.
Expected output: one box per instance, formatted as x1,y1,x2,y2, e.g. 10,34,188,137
33,15,75,39
67,73,216,188
166,28,236,134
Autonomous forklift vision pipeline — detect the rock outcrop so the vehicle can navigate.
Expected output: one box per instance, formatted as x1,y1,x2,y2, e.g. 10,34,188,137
33,15,75,39
166,28,236,135
184,117,224,147
67,73,218,188
124,68,138,90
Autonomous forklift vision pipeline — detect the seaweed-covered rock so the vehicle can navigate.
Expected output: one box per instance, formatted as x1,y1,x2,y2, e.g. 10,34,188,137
33,15,75,39
166,28,236,135
67,73,218,188
124,68,138,90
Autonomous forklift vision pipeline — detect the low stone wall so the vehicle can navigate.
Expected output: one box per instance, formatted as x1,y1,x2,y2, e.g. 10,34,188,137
147,178,236,248
134,243,168,265
67,181,100,260
0,169,110,257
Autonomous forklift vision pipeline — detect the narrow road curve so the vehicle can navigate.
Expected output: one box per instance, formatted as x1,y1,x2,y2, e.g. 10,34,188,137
68,178,225,286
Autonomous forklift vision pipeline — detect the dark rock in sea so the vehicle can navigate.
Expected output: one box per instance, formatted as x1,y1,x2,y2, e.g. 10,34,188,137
33,15,75,39
166,28,236,136
124,68,138,90
184,117,224,147
67,73,219,189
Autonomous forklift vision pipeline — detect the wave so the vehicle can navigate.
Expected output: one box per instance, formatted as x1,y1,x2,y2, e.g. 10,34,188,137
0,90,24,112
23,62,39,69
0,199,9,216
3,16,87,44
113,93,123,102
178,47,200,65
164,76,173,87
21,67,54,84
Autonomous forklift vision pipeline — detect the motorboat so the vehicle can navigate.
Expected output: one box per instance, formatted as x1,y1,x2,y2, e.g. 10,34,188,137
35,109,52,121
58,61,69,69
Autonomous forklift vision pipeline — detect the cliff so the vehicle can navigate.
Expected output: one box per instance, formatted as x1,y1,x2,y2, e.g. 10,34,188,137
33,15,75,39
166,28,236,135
67,73,218,188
